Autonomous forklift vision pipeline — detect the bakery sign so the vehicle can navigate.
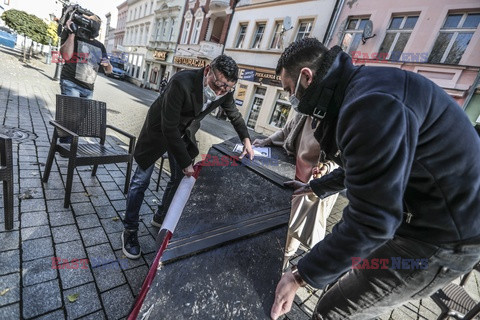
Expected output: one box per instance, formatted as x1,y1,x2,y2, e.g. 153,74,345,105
154,50,168,61
174,56,208,68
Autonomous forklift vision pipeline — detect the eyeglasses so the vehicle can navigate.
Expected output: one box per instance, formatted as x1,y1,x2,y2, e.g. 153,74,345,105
210,69,236,93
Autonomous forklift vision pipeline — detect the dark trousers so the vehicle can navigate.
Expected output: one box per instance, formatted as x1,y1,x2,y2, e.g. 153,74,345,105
312,236,480,319
123,152,184,231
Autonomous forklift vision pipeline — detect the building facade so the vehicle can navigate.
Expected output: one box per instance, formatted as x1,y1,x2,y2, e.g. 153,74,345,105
124,0,156,86
144,0,187,91
171,0,238,75
327,0,480,109
115,1,128,54
223,0,337,135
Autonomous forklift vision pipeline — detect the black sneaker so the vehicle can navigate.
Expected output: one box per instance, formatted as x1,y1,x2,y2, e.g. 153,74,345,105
121,229,141,259
151,209,165,228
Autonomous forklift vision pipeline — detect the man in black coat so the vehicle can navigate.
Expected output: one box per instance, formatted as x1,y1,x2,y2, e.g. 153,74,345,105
122,55,253,259
270,38,480,319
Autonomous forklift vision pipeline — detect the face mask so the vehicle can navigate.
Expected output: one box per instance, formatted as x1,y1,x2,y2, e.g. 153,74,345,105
289,71,303,112
204,77,227,101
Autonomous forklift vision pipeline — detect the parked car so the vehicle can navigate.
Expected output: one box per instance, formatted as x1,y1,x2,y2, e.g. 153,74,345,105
0,26,16,49
107,57,127,80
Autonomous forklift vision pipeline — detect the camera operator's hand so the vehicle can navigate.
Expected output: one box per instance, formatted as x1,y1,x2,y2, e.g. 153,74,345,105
65,19,74,34
101,58,113,74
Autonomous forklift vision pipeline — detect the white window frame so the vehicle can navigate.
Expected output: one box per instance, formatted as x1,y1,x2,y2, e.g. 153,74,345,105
295,20,313,42
270,21,283,49
181,20,192,44
235,23,248,48
429,12,480,64
379,15,419,60
251,22,266,49
169,18,176,42
191,19,202,44
340,17,370,55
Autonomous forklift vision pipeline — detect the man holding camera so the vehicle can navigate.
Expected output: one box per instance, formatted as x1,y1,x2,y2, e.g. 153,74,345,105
59,13,112,99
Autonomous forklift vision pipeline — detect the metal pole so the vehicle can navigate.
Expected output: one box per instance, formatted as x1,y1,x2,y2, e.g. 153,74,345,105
53,44,62,81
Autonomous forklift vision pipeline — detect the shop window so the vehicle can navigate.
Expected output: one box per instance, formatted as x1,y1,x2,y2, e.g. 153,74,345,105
269,91,291,128
247,87,266,129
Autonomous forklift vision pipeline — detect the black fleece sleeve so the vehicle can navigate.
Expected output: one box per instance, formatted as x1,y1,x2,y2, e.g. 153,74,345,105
309,167,346,199
221,93,250,141
297,93,418,288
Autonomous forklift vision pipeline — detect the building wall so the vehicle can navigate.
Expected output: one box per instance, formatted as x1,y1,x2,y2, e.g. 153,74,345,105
115,1,128,51
224,0,336,135
328,0,480,106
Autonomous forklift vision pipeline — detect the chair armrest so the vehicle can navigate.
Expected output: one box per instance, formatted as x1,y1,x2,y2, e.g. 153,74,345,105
49,120,79,139
106,125,135,140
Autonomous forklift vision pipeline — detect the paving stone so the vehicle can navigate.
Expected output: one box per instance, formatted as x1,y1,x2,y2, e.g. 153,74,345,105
144,252,156,267
80,227,109,247
124,265,148,296
0,230,19,251
52,225,81,244
114,250,145,271
0,273,20,306
63,282,102,319
58,263,94,290
101,284,134,320
20,199,46,213
71,202,96,216
100,218,124,234
92,262,127,292
0,250,20,275
55,240,87,261
44,189,66,200
108,232,123,251
138,235,157,254
43,178,66,191
22,256,57,286
90,195,110,207
101,182,121,191
0,220,20,232
22,237,53,261
19,178,42,189
86,244,116,267
49,211,75,227
0,303,20,319
22,279,62,319
76,214,101,229
21,225,51,241
106,190,125,201
96,175,113,183
33,309,66,320
77,310,106,320
95,205,118,219
84,186,105,197
20,210,48,228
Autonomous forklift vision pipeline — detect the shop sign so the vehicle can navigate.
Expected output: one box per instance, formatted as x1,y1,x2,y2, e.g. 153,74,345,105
235,84,248,106
154,51,168,61
254,71,282,87
174,56,208,68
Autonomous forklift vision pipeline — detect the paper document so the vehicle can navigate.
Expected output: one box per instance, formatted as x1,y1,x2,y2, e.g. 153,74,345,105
233,144,271,158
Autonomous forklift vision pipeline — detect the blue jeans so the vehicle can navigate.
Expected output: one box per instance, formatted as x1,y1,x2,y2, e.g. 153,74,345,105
312,236,480,319
60,79,93,99
123,153,185,231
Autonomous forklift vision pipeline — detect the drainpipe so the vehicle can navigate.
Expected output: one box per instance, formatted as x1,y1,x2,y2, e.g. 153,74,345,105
462,69,480,111
221,0,239,55
323,0,346,47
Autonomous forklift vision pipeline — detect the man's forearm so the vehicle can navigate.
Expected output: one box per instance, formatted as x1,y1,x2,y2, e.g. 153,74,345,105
60,34,75,61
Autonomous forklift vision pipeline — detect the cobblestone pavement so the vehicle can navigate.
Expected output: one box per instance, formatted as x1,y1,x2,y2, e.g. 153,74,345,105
0,47,478,320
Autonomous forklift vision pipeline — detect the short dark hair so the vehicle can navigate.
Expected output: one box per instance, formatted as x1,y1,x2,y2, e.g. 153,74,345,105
210,55,239,82
276,38,328,78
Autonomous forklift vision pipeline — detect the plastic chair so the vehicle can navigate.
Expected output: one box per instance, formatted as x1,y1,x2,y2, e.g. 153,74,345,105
0,134,14,230
43,95,136,208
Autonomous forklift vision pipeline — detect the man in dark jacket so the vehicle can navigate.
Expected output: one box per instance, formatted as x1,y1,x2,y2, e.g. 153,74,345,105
271,38,480,319
122,55,253,259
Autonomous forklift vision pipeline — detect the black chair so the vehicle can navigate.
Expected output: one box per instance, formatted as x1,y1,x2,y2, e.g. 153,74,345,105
43,95,136,208
431,263,480,319
0,134,14,230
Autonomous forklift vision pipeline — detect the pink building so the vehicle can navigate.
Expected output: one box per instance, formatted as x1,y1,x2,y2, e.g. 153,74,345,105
327,0,480,107
114,1,129,53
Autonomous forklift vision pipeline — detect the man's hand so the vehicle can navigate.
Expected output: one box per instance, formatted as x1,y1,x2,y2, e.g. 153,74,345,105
312,163,329,179
252,138,270,147
271,271,300,320
101,58,113,74
65,19,74,33
239,138,254,160
182,164,194,177
284,180,312,195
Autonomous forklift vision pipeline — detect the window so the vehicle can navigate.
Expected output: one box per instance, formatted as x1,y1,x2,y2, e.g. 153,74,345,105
428,13,480,65
191,19,202,44
251,23,266,49
181,20,191,44
341,17,370,55
295,20,313,42
134,8,137,19
162,20,169,40
247,87,266,129
235,24,248,48
144,4,147,16
378,15,419,61
169,19,176,42
156,20,162,41
151,1,154,14
269,92,291,128
270,21,283,49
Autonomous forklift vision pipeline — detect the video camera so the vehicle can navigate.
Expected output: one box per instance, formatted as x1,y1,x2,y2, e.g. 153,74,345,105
58,4,100,40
